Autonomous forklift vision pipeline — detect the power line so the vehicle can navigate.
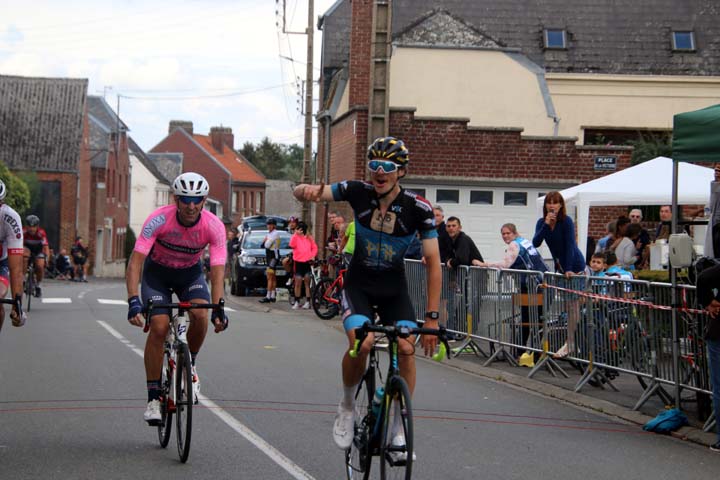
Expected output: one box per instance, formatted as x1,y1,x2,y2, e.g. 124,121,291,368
118,83,292,101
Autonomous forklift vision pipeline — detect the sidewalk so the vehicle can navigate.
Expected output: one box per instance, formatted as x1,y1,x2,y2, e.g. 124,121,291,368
226,292,717,450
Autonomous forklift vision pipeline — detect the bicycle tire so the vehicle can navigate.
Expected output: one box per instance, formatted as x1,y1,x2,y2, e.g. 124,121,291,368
380,376,413,480
345,364,376,480
312,278,339,320
157,348,173,448
25,265,34,312
175,343,193,463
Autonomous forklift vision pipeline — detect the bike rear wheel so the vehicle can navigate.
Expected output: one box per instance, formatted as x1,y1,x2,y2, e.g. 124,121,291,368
345,365,376,480
157,349,173,448
380,376,413,480
312,277,339,319
175,343,193,463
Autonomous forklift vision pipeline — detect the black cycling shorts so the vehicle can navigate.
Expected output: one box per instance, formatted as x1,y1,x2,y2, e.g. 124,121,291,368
294,260,311,278
140,258,210,317
340,268,417,332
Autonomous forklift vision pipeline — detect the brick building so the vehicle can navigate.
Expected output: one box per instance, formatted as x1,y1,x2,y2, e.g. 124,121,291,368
0,74,92,256
316,1,720,260
151,122,266,227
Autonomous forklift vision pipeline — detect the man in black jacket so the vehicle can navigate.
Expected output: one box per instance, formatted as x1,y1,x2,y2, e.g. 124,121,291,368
445,216,484,268
697,263,720,451
433,206,453,264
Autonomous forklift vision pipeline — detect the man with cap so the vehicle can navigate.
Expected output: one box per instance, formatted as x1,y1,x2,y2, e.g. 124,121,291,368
259,217,282,303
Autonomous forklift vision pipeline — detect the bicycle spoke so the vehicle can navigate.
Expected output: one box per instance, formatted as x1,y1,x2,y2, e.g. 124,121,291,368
175,344,193,463
345,367,375,480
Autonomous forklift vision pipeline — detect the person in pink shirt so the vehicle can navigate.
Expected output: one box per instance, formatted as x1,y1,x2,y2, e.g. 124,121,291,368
126,172,228,425
289,221,318,309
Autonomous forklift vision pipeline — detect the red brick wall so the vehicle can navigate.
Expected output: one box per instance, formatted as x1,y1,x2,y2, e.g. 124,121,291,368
152,131,231,218
348,0,372,108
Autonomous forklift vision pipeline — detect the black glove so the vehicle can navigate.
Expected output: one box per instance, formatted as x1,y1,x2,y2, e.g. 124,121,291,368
212,308,229,331
127,295,144,320
11,294,25,327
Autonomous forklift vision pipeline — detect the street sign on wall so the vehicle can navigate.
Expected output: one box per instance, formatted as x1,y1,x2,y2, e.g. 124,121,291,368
594,155,617,171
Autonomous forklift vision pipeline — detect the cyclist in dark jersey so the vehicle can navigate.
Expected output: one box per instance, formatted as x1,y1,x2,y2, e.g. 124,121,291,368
294,136,441,452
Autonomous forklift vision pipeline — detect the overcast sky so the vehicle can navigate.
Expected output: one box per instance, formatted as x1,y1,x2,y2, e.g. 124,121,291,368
1,0,336,152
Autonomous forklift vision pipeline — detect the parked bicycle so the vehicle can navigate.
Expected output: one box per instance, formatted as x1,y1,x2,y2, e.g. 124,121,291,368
312,263,345,319
345,322,449,480
144,298,225,463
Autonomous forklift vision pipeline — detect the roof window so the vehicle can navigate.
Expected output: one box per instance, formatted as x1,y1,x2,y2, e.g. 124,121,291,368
672,31,695,51
544,29,566,49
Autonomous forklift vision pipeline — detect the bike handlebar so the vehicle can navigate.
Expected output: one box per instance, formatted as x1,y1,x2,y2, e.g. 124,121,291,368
143,298,225,332
348,323,451,362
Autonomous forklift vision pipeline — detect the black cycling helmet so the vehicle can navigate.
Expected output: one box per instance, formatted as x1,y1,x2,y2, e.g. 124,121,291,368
266,217,277,226
367,136,409,166
26,214,40,227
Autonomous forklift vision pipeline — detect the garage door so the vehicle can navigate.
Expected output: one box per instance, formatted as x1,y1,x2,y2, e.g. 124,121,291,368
404,184,552,263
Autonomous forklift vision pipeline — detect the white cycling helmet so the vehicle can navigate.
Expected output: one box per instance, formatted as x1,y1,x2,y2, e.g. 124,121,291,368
0,179,6,201
172,172,209,197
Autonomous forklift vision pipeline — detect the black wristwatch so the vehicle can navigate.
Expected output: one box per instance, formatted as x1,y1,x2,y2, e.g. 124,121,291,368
424,311,439,320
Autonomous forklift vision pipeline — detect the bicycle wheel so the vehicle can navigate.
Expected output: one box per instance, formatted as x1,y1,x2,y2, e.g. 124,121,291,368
175,343,193,463
345,365,376,480
380,376,413,480
312,278,339,320
157,349,173,448
25,265,34,312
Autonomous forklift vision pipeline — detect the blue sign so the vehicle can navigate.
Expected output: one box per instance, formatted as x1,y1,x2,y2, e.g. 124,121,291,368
594,155,617,171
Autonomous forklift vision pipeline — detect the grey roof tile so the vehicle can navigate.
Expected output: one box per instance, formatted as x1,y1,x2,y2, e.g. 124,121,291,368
0,74,87,172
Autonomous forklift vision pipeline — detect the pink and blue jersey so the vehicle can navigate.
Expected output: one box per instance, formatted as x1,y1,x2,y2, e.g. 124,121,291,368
134,205,227,269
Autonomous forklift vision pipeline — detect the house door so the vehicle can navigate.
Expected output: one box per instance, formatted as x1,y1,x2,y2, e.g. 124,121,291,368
38,181,61,251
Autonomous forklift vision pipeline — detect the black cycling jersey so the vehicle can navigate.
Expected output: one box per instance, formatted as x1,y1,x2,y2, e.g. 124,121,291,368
331,180,437,273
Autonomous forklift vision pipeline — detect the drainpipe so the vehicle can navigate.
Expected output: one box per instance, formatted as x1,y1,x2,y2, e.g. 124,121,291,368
317,109,332,251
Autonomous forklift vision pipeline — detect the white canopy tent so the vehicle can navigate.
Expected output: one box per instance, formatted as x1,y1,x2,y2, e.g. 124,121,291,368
536,156,714,259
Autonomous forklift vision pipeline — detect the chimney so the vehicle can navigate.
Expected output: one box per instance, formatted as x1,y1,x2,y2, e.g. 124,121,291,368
169,120,193,136
210,126,234,152
348,0,373,108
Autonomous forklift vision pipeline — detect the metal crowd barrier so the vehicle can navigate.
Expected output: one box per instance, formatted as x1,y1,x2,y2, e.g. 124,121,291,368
404,260,713,417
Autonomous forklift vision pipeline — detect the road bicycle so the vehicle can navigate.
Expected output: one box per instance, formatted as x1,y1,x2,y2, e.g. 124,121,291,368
312,264,345,319
345,322,450,480
144,298,225,463
287,258,325,305
23,253,43,312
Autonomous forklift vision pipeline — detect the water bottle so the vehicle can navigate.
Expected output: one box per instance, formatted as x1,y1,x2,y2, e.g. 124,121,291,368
371,387,384,417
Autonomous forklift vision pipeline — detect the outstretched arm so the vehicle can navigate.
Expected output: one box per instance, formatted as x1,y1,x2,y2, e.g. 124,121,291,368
420,238,441,356
293,183,334,203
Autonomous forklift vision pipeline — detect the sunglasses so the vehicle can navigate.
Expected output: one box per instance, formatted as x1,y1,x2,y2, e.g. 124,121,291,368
178,195,205,205
367,159,399,174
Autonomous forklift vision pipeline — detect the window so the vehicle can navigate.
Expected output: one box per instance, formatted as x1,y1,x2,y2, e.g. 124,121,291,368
504,192,527,206
672,31,695,51
436,189,459,204
232,191,239,213
544,29,566,49
470,190,493,205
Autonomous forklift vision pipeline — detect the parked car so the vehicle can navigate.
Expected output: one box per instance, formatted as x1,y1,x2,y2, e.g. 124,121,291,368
230,229,292,296
240,215,288,233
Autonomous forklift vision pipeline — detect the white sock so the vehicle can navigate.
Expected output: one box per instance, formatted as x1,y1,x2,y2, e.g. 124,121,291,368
271,290,277,298
391,400,403,437
341,384,356,409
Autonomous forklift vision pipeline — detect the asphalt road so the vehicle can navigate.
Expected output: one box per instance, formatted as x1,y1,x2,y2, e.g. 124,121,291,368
1,278,719,479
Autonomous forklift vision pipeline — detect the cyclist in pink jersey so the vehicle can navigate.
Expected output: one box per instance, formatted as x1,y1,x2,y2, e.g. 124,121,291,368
126,172,229,424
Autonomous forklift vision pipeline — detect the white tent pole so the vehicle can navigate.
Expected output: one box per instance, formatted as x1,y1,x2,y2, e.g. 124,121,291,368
577,198,590,261
670,159,680,408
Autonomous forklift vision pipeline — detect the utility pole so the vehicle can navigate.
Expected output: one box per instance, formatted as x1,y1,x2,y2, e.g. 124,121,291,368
301,0,314,224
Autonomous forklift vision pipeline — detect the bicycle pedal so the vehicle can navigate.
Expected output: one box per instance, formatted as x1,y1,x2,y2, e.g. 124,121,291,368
146,419,162,427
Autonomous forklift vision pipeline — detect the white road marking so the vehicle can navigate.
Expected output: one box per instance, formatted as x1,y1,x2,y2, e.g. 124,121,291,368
95,320,315,480
41,298,72,303
98,299,128,305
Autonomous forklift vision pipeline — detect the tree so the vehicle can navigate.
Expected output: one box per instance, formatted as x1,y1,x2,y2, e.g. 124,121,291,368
239,137,305,181
629,132,672,165
0,161,31,214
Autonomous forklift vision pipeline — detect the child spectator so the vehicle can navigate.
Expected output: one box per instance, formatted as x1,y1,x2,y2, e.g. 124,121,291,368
589,252,607,276
71,236,89,282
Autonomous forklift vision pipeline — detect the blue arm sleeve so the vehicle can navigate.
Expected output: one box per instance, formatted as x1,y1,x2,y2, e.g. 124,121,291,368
532,218,547,248
560,217,578,272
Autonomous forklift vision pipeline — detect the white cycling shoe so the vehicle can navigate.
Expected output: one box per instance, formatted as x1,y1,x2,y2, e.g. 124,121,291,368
387,433,416,464
192,366,200,405
144,400,162,424
332,403,355,450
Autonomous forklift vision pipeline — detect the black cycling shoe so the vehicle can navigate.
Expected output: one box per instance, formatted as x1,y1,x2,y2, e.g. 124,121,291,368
259,297,273,303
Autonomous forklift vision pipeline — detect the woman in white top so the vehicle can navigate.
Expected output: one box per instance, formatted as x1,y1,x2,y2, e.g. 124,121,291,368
614,223,642,270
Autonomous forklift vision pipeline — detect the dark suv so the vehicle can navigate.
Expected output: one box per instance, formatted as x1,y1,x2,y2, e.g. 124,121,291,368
240,215,288,233
230,229,292,296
